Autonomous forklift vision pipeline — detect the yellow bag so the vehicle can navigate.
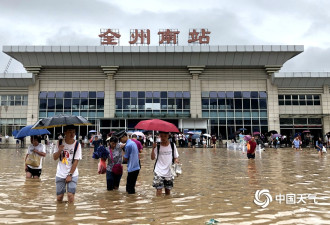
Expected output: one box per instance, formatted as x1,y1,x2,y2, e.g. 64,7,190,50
26,153,41,167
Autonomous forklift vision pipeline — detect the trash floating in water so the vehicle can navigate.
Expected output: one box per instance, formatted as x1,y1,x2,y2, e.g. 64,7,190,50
206,218,219,224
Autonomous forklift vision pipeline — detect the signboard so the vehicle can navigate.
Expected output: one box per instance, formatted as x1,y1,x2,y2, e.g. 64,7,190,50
99,28,211,46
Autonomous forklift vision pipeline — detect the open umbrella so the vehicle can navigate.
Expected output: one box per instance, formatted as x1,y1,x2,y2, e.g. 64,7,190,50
191,134,200,139
32,114,91,129
238,128,247,131
15,125,51,139
244,135,252,141
135,119,179,133
89,130,97,133
268,130,278,134
272,134,282,138
133,131,145,137
187,131,194,135
12,130,19,137
253,131,260,135
203,134,211,138
303,130,310,133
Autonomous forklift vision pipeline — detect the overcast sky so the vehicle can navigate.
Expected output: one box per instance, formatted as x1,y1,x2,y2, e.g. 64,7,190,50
1,0,330,72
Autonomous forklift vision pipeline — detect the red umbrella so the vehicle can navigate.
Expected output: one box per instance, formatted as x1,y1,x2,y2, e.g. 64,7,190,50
135,119,179,133
303,130,310,133
253,131,260,135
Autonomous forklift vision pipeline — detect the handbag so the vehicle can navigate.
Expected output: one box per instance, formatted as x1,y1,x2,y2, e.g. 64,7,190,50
110,148,123,175
26,153,41,167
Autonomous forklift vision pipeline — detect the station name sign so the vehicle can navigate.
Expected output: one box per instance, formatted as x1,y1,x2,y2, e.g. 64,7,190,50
99,28,211,46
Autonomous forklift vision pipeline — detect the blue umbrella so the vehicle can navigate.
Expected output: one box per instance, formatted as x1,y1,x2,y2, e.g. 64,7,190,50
191,134,200,139
12,130,19,137
89,130,97,133
15,125,51,139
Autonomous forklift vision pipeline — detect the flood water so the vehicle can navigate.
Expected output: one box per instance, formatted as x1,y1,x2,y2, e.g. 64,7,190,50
0,146,329,224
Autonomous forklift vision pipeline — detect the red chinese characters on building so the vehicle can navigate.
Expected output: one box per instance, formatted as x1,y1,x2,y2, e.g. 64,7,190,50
158,29,180,45
129,29,151,45
188,29,211,44
99,29,121,45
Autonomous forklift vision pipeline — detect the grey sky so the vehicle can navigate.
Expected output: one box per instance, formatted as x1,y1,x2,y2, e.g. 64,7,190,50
1,0,330,72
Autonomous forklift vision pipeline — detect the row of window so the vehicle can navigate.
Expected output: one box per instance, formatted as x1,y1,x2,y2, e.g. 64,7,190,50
116,99,190,110
280,118,322,125
116,91,190,99
278,95,321,106
40,99,104,110
202,91,267,98
39,111,104,118
202,99,267,110
202,110,267,118
0,118,27,125
0,95,28,106
39,91,105,99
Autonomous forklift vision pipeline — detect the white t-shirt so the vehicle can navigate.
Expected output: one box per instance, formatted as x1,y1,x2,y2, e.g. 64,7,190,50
54,140,82,178
26,143,46,169
154,143,179,178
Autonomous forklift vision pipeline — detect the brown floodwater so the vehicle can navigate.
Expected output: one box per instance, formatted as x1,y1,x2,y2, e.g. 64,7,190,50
0,146,329,224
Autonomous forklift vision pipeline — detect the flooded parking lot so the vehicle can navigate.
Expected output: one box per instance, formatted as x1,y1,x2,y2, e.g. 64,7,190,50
0,146,329,224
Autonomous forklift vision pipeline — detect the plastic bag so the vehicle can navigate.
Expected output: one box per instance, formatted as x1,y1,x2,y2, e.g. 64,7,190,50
98,159,107,174
322,146,327,153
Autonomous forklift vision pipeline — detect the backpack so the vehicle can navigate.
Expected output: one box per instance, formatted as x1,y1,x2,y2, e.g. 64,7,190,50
154,142,175,171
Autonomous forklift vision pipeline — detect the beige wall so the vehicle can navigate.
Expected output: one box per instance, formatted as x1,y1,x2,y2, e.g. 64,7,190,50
39,80,105,91
0,106,28,119
322,85,330,134
279,106,323,115
115,80,190,91
267,78,280,132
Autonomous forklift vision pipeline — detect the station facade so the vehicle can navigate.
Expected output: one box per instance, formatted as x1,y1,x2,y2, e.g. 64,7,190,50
1,45,330,142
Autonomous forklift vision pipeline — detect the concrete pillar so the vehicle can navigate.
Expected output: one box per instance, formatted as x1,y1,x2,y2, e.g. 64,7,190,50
322,85,330,135
266,75,280,132
187,66,204,119
102,66,119,118
25,66,41,125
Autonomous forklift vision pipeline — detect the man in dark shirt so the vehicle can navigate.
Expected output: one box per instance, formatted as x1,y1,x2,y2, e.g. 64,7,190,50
92,135,102,152
247,137,257,159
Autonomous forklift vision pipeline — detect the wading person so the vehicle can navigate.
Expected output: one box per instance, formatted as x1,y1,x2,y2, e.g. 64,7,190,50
25,136,46,179
92,135,102,153
115,131,140,194
293,136,301,151
315,137,324,156
104,136,123,191
151,131,179,196
53,125,82,203
247,137,257,159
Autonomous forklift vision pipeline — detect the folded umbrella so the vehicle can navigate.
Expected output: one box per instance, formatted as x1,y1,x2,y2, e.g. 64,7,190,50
15,125,51,139
135,119,179,133
32,114,91,129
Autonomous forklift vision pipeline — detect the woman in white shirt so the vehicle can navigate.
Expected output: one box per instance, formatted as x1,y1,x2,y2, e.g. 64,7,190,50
25,136,46,179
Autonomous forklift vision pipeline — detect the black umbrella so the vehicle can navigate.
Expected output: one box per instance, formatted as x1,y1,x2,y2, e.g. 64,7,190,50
32,114,91,129
268,130,278,134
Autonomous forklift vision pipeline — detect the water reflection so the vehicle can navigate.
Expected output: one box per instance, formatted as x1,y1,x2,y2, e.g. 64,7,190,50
0,147,328,224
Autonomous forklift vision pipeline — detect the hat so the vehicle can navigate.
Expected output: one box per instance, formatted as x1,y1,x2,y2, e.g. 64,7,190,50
114,130,127,139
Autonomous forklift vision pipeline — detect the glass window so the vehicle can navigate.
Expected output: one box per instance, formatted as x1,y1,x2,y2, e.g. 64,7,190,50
252,111,259,117
48,92,55,98
183,99,190,109
217,92,225,98
138,99,145,109
175,92,182,98
72,91,80,98
218,99,226,109
202,111,209,117
226,99,234,109
97,99,104,109
259,92,267,98
294,118,307,124
309,118,322,124
138,92,145,98
129,91,137,98
306,95,313,105
280,118,293,124
56,99,63,109
234,92,242,98
202,99,209,109
80,99,88,109
39,111,47,118
161,99,167,109
234,99,242,109
144,91,151,98
292,95,298,100
176,99,183,109
243,111,251,118
39,99,47,109
242,91,251,98
64,99,71,109
167,91,175,98
72,99,80,109
80,91,88,98
153,98,160,103
161,92,167,98
219,111,226,118
201,92,209,98
227,111,234,118
226,92,234,98
209,91,217,98
235,111,242,117
96,91,104,98
55,91,63,98
251,99,258,109
48,99,55,109
64,92,72,98
260,111,267,117
183,92,190,98
153,92,161,98
313,95,320,100
39,92,47,98
259,99,267,109
243,99,250,109
89,92,96,98
123,99,130,109
251,92,258,98
278,95,284,100
244,119,251,125
314,100,320,105
209,99,217,109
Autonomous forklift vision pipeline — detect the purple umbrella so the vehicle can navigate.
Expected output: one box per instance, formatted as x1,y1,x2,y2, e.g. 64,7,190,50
253,132,260,135
272,134,282,138
244,135,252,141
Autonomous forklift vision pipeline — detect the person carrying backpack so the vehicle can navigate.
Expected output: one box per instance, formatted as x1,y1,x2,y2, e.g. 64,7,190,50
151,131,179,196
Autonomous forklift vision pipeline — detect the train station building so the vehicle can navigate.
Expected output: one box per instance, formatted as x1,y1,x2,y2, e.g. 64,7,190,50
1,44,330,141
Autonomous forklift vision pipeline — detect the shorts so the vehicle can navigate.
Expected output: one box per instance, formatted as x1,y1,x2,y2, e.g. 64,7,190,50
152,173,173,190
247,153,255,159
56,176,78,195
27,166,42,177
